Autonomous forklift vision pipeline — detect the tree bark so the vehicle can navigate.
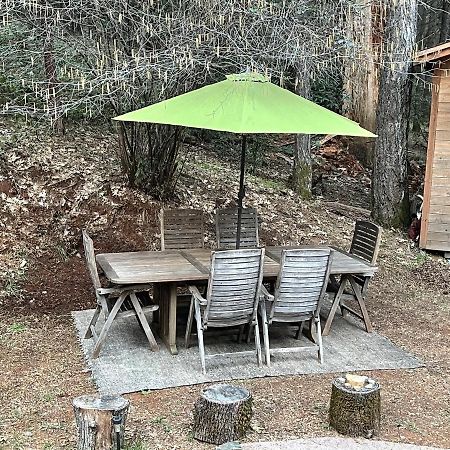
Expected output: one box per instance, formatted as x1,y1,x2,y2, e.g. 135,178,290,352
73,394,129,450
292,64,312,199
329,376,381,438
371,0,417,228
43,32,65,135
439,0,450,44
343,1,383,167
193,384,253,445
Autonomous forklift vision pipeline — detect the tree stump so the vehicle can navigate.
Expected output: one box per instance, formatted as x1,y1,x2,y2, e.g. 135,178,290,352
329,374,381,438
193,384,253,445
73,394,130,450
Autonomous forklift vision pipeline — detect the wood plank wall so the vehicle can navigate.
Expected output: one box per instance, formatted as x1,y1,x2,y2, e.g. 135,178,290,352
420,61,450,252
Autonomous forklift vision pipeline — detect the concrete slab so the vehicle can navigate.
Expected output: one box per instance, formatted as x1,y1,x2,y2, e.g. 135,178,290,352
241,437,444,450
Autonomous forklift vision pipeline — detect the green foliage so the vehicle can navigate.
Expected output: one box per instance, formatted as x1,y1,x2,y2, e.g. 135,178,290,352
311,72,343,113
413,250,430,267
248,174,284,191
197,132,274,175
151,416,172,433
8,323,27,333
123,440,146,450
291,162,312,199
42,392,56,402
246,135,271,174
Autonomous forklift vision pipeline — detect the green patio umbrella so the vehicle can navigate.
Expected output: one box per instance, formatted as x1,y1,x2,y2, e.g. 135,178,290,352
114,72,375,248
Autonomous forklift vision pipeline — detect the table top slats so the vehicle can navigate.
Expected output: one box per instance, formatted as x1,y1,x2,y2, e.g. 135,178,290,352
96,246,377,285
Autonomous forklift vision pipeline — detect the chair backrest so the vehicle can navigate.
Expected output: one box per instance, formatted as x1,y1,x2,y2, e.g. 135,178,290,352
350,221,382,264
160,208,204,250
204,248,265,327
82,230,101,290
271,248,332,322
216,207,259,249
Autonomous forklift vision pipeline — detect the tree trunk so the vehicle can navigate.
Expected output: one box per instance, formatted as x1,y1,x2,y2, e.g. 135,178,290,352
329,375,381,438
439,0,450,44
43,32,65,135
292,64,312,199
193,384,253,445
73,395,129,450
343,1,383,167
371,0,417,227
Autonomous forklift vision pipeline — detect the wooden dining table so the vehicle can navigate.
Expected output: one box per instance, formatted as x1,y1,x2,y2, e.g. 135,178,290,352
96,246,377,354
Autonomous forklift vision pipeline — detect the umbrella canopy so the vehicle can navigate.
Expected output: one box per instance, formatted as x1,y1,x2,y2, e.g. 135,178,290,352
114,72,375,248
114,72,375,137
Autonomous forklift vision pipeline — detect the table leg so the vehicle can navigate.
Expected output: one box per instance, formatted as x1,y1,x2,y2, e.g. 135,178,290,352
153,282,178,355
347,276,373,333
322,275,347,336
167,283,178,355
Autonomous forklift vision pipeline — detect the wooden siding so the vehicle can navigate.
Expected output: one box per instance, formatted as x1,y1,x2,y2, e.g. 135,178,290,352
415,42,450,63
421,60,450,252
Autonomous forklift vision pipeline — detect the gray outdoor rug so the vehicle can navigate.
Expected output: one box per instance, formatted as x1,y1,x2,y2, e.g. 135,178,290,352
72,308,423,395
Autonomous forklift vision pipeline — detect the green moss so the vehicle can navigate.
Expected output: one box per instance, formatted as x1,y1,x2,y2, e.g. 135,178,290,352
291,163,312,199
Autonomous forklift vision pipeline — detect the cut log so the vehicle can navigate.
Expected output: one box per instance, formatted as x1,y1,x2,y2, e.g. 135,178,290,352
193,384,253,445
73,394,130,450
329,375,380,438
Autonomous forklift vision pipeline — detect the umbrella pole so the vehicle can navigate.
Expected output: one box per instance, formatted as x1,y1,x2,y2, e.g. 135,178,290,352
236,135,247,249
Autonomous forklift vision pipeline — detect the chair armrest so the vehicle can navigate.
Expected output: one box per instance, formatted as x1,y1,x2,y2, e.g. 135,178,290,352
260,285,275,302
188,285,207,306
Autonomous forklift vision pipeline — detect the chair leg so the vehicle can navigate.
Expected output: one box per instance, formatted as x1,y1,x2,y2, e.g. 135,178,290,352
92,292,127,359
100,296,110,321
129,292,159,352
237,324,245,343
84,304,101,339
315,317,324,364
194,300,206,375
260,302,271,367
295,321,304,340
185,297,195,349
254,317,262,368
246,323,253,344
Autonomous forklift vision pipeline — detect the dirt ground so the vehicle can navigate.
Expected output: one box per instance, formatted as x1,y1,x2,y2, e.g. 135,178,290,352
0,119,449,450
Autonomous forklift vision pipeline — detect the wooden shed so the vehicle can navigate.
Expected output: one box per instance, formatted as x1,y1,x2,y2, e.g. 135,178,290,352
415,43,450,255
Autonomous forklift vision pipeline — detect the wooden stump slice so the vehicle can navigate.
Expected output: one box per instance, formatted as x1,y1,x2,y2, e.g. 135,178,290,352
329,375,381,438
73,394,130,450
193,384,253,445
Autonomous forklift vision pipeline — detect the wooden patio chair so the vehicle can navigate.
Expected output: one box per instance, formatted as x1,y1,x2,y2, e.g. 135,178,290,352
323,220,382,335
216,207,259,249
160,208,204,250
184,248,265,374
82,230,159,358
259,248,332,367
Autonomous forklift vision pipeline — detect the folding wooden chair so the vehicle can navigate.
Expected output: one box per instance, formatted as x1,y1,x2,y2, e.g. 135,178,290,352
82,230,159,358
160,208,204,250
216,207,259,249
322,220,382,335
259,248,332,367
184,248,265,374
